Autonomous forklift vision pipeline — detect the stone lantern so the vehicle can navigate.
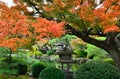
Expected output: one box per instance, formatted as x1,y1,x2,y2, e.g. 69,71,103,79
55,42,74,79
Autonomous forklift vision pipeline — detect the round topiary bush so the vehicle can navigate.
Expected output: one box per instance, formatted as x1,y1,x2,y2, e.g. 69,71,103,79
31,62,46,78
73,60,120,79
39,67,65,79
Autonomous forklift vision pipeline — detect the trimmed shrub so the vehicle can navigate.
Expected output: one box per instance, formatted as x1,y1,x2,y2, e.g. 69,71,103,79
12,57,28,75
39,67,65,79
0,57,28,75
73,60,120,79
31,62,46,78
18,63,27,75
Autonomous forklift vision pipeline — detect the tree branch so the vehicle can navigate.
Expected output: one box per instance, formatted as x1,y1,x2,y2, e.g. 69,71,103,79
28,1,45,17
106,32,119,45
66,24,108,50
80,0,84,5
105,0,118,13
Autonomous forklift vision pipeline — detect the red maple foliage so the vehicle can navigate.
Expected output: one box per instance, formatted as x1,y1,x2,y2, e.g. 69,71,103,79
0,1,65,51
32,18,65,40
48,0,120,34
104,25,120,33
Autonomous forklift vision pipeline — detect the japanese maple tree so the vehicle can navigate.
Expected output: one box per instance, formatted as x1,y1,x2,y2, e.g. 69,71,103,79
0,1,65,51
18,0,120,70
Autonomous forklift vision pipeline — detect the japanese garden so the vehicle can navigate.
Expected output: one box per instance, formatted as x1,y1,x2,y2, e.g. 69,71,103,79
0,0,120,79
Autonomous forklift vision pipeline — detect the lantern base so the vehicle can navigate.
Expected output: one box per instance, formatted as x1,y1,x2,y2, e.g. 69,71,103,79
64,71,73,79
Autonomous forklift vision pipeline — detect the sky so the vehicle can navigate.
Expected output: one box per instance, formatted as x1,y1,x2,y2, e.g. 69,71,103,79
0,0,15,7
0,0,101,11
0,0,33,11
1,0,101,7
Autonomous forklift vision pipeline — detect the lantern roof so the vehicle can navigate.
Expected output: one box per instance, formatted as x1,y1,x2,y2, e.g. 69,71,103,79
55,48,73,55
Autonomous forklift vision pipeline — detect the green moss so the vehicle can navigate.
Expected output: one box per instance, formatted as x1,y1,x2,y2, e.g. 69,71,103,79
103,58,114,65
0,75,29,79
85,44,109,59
74,50,87,57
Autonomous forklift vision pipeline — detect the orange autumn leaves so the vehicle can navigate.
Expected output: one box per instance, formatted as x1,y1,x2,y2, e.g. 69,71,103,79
93,0,120,33
0,2,32,51
49,0,120,33
0,2,65,51
32,18,65,40
104,25,120,33
76,0,120,33
0,38,29,51
56,0,120,33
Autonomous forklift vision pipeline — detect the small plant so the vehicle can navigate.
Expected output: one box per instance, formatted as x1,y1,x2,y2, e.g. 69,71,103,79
31,62,46,78
46,49,56,56
39,67,65,79
73,60,120,79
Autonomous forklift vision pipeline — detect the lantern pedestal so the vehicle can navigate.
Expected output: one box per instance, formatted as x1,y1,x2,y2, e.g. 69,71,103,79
59,60,74,79
64,71,73,79
55,47,74,79
58,60,74,71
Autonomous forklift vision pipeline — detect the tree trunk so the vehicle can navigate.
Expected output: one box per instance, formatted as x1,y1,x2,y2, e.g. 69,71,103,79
8,49,12,64
108,49,120,70
67,25,120,70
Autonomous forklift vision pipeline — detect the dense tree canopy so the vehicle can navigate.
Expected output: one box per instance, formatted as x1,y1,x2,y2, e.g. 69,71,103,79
16,0,120,34
0,1,65,51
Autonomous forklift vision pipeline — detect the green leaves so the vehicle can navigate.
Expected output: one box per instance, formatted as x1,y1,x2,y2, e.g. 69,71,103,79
0,47,11,57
